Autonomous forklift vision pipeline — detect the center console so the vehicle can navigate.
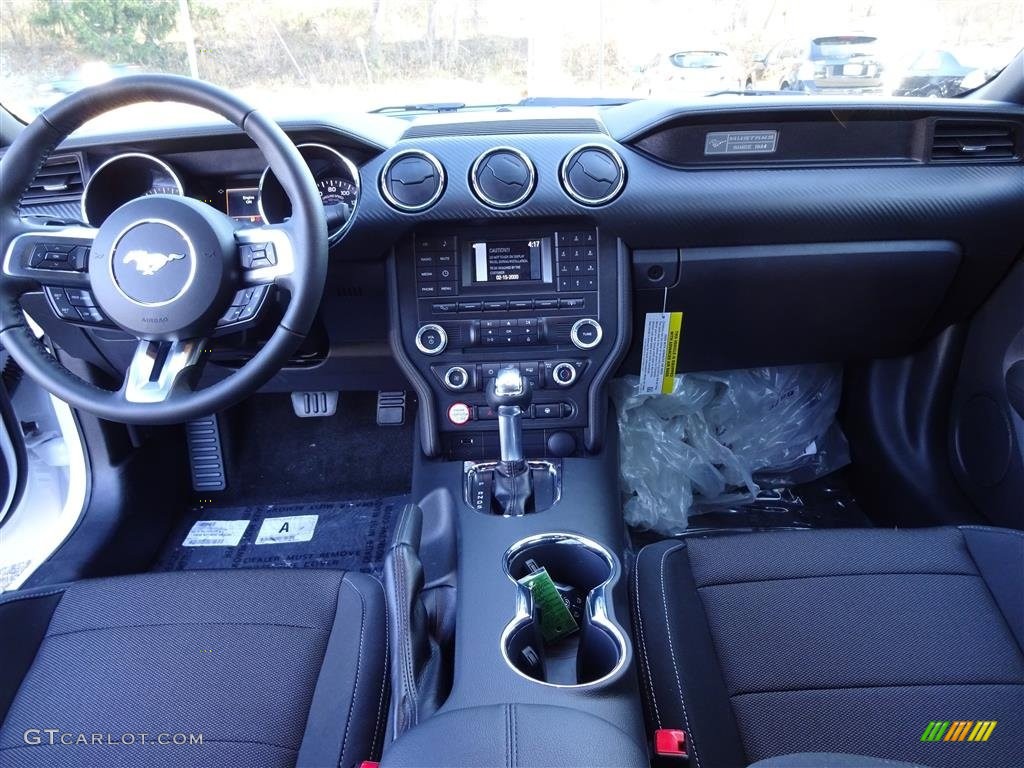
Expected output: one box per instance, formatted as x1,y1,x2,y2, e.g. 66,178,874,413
384,221,644,766
387,223,629,462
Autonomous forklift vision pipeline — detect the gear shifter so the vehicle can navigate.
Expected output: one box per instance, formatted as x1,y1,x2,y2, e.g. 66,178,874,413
486,367,533,515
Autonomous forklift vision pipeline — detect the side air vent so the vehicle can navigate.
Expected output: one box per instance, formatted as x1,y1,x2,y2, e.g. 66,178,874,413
20,154,85,205
560,144,626,206
931,120,1019,162
379,149,446,212
403,118,605,139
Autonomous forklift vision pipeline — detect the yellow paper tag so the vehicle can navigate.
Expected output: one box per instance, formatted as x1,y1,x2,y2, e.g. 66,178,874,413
639,311,684,394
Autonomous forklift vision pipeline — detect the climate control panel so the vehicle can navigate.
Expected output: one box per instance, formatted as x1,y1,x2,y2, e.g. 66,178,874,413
389,221,626,459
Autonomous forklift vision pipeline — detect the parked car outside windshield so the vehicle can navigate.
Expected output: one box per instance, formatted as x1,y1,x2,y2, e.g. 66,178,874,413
1,0,1021,124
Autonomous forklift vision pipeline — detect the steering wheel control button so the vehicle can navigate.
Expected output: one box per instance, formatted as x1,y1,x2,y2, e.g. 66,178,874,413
218,285,269,327
240,242,277,269
44,287,80,320
570,318,603,349
110,220,195,306
380,150,446,212
470,147,536,209
561,144,626,206
415,323,447,355
551,362,578,387
447,402,472,426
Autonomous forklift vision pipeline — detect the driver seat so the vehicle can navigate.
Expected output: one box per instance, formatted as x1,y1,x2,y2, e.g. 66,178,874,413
0,568,387,768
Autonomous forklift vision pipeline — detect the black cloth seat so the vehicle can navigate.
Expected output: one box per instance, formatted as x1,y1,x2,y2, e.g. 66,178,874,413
633,526,1024,768
0,569,387,768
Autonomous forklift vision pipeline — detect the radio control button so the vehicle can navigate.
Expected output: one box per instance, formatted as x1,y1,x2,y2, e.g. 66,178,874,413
552,362,578,387
483,301,507,311
438,282,457,295
570,318,603,349
535,298,559,311
509,299,533,311
447,402,472,425
415,324,447,355
458,301,482,312
432,302,458,313
559,297,585,310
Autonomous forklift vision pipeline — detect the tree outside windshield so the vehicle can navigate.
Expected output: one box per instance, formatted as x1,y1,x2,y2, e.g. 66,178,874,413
1,0,1021,122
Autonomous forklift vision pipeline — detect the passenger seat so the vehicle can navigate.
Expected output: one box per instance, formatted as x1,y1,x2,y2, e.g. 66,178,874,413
632,527,1024,768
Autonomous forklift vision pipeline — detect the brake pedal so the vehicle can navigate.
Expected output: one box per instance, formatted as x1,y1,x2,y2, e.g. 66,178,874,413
377,391,406,426
186,416,226,492
290,391,339,417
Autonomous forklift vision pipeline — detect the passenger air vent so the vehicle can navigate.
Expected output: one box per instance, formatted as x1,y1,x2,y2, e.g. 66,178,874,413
470,147,536,209
379,149,446,212
931,120,1019,162
560,144,626,206
20,154,85,205
403,118,604,139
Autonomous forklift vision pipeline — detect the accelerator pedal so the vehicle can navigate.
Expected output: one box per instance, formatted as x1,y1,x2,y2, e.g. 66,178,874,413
376,391,406,426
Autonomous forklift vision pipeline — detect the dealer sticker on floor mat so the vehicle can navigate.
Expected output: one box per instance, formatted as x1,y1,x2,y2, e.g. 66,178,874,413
255,515,318,545
639,311,684,394
182,520,249,547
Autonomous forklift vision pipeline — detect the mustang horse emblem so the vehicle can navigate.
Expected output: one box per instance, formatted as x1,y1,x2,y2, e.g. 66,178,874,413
122,249,185,276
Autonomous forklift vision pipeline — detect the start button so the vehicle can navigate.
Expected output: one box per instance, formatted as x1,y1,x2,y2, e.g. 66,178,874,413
447,402,472,425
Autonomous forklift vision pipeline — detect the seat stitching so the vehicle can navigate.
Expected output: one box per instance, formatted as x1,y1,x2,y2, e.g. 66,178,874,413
730,681,1024,698
369,577,389,758
338,576,367,768
44,620,325,639
694,570,980,589
959,528,1024,659
633,546,662,727
660,542,703,768
959,525,1024,540
0,587,67,607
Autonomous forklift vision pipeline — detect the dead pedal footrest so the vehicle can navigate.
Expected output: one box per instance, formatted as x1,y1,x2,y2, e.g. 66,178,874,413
186,416,226,492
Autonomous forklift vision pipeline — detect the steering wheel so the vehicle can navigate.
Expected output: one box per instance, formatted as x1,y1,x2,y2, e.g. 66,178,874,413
0,75,327,424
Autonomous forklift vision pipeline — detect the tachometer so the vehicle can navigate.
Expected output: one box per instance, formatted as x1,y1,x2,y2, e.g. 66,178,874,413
259,144,361,243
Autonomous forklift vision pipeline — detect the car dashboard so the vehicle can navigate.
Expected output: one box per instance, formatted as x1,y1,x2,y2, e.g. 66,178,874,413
10,95,1024,461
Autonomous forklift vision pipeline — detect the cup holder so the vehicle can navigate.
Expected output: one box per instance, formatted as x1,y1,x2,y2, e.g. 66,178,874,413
501,533,628,687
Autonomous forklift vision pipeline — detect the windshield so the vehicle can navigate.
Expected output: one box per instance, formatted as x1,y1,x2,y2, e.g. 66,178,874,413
1,0,1022,123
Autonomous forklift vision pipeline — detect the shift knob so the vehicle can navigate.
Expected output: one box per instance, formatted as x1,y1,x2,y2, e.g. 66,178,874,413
486,367,533,410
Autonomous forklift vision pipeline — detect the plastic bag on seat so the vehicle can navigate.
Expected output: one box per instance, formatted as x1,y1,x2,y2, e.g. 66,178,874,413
611,364,850,534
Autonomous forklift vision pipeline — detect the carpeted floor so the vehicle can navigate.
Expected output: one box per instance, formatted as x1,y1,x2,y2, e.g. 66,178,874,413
154,495,408,577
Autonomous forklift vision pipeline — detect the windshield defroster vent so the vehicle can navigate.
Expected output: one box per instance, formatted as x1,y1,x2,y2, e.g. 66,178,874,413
931,120,1019,162
380,149,446,212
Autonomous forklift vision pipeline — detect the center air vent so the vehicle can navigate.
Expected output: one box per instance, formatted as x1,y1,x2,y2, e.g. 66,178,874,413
560,144,625,206
20,154,84,206
470,147,536,209
380,149,446,212
931,120,1018,162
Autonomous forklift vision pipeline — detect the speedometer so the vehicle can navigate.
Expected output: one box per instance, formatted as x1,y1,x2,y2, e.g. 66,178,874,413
259,144,361,243
316,177,358,208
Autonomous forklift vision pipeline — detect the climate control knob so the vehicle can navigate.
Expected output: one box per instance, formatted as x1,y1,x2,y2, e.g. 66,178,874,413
415,324,447,355
551,362,578,387
443,365,470,391
570,318,603,350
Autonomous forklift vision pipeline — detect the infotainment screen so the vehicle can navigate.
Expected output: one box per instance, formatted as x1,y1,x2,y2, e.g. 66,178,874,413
471,238,550,284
